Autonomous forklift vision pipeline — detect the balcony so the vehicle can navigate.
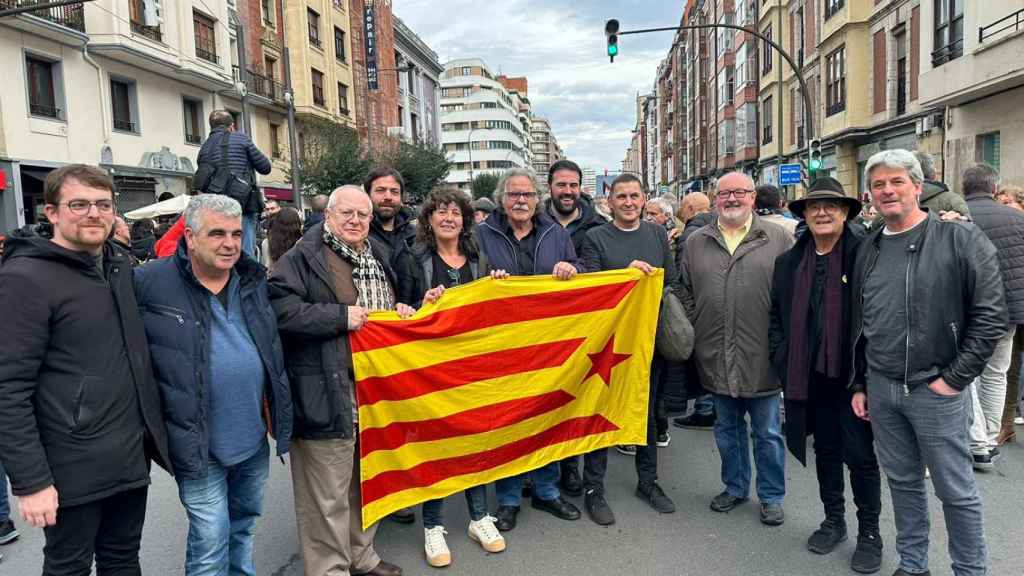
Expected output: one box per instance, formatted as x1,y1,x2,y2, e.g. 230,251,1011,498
980,8,1023,44
232,66,286,105
196,47,219,64
30,102,63,119
113,119,136,132
130,21,162,42
0,0,84,32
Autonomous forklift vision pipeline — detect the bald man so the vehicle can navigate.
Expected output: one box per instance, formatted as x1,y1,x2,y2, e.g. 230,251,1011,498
269,185,405,576
680,193,711,223
678,172,793,527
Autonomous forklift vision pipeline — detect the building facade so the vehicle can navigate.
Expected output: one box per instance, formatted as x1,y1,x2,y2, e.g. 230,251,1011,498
393,16,442,146
530,116,563,175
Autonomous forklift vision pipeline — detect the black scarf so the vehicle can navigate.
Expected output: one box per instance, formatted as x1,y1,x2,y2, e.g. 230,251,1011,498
786,235,844,401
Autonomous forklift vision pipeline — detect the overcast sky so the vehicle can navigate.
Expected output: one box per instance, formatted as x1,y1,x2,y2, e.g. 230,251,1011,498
392,0,680,173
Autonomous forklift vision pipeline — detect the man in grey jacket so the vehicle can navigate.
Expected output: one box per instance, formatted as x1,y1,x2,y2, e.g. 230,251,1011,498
913,151,969,217
679,172,793,527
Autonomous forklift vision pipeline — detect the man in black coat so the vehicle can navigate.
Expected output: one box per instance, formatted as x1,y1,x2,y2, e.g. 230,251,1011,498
366,167,418,307
0,164,170,575
769,178,882,574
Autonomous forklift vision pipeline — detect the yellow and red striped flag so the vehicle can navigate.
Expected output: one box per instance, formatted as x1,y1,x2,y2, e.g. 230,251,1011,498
350,268,662,528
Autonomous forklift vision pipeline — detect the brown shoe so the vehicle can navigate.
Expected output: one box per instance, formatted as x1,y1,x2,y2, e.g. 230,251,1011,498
354,560,402,576
997,426,1016,445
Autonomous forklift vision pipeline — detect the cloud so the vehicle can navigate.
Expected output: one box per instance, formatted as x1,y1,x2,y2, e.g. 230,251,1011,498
393,0,677,171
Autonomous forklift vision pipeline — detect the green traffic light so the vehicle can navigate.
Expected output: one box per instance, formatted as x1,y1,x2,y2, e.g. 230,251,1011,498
809,159,822,170
608,44,618,56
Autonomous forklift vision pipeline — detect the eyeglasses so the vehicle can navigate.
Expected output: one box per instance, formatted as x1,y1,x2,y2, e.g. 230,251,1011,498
334,209,372,222
63,199,115,215
717,189,753,199
507,192,538,200
805,201,843,215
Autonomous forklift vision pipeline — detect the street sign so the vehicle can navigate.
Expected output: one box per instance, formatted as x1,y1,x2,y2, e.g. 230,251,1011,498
779,163,802,185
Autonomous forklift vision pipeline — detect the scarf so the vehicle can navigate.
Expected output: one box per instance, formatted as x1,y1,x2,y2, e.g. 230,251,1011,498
323,225,394,312
786,235,844,402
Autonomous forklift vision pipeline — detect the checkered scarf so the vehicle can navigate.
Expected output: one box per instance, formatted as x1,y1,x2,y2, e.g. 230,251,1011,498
323,225,394,312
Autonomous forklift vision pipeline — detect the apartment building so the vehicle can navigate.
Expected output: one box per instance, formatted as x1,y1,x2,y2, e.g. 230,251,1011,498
393,15,442,145
530,116,564,175
920,0,1024,191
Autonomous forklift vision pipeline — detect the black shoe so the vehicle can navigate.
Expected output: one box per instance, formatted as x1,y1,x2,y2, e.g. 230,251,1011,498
656,432,671,447
672,412,715,430
521,477,533,498
891,570,930,576
494,505,519,532
584,489,615,525
972,452,995,471
709,491,748,512
760,502,785,526
806,517,847,555
636,481,676,513
388,507,415,524
0,520,17,545
531,495,581,520
560,464,583,497
851,531,884,574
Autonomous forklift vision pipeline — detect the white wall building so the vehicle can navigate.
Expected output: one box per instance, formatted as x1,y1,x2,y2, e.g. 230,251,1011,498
530,116,563,176
393,16,442,146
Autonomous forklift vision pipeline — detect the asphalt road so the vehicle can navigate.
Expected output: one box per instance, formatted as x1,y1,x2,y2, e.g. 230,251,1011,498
3,425,1023,576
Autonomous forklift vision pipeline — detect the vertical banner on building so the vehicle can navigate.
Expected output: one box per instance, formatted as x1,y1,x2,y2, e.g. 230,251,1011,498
364,2,379,91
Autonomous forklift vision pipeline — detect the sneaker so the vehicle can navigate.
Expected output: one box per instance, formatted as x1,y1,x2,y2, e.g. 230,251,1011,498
672,412,715,430
891,569,931,576
709,491,748,512
616,445,637,455
0,520,19,545
656,432,671,447
468,516,506,553
636,481,676,513
972,452,995,471
851,531,883,574
760,502,785,526
990,446,1001,461
806,517,847,555
584,489,616,525
423,526,451,568
1015,415,1024,425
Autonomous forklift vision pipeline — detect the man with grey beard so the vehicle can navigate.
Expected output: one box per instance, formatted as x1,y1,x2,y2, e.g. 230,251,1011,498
679,172,793,526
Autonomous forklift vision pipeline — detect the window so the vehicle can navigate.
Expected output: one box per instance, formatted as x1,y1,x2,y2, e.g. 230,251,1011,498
762,95,773,144
110,78,138,133
311,68,324,106
183,97,203,145
719,119,735,156
977,132,1001,172
825,0,844,20
736,44,753,88
26,55,61,119
717,14,734,58
762,25,773,75
338,82,349,115
397,105,404,127
461,66,472,76
873,30,887,114
896,30,907,115
736,0,751,25
932,0,963,66
261,0,273,26
794,8,805,69
716,67,734,109
826,45,847,115
193,11,217,63
270,123,282,158
264,56,276,82
129,0,162,41
334,27,346,63
407,66,416,95
308,9,321,48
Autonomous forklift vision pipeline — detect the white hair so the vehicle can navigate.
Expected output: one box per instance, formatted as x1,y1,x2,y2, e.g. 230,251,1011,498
647,198,673,216
493,168,541,204
865,149,924,187
326,184,369,209
183,194,242,231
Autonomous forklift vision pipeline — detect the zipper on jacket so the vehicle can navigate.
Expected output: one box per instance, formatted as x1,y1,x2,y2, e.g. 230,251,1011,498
951,322,959,349
903,246,916,396
151,305,185,325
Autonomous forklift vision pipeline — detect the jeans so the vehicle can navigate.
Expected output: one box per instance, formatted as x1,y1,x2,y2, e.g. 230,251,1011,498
43,486,148,576
809,377,881,533
970,326,1015,454
422,485,488,528
868,371,987,576
712,392,786,505
1000,326,1023,431
241,213,258,258
693,394,715,416
177,441,270,576
496,462,560,506
0,460,9,521
583,355,663,492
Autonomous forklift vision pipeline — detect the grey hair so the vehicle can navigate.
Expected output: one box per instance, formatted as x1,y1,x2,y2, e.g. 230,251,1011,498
327,184,369,209
647,198,673,216
962,163,1000,198
493,168,541,204
183,194,242,231
913,151,936,181
864,149,924,187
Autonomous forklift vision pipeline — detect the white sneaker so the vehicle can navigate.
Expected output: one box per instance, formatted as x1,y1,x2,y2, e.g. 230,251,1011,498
1015,416,1024,425
468,515,506,553
423,526,451,567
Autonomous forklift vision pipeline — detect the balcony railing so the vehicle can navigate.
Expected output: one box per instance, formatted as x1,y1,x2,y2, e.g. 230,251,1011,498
113,119,136,132
980,8,1024,44
0,0,84,32
131,21,162,42
196,47,219,64
931,39,963,67
30,102,62,119
232,66,286,104
185,132,202,145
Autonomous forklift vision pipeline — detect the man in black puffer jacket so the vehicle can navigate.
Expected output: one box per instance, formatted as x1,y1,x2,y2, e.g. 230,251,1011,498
963,163,1024,467
0,164,170,575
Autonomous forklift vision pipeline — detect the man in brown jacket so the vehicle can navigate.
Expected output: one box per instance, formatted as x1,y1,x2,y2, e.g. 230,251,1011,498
269,185,410,576
679,172,793,526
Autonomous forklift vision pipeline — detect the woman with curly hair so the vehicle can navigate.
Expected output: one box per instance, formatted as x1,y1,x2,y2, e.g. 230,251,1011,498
264,207,303,272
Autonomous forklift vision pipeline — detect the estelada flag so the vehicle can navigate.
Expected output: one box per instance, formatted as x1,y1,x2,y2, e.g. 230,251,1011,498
350,268,662,528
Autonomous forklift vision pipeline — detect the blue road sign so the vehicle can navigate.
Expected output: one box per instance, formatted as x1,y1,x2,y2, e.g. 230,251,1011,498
779,163,802,185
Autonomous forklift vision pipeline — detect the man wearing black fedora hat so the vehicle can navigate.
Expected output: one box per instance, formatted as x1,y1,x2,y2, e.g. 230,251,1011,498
769,177,883,574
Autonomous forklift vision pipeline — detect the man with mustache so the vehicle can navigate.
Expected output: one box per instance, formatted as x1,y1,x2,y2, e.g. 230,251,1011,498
679,172,793,527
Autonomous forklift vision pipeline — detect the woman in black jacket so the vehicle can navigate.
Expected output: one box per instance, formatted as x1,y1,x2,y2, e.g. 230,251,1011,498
406,186,508,569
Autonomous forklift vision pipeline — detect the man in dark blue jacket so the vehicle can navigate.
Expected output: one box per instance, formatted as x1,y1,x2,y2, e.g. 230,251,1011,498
134,194,292,576
475,167,581,532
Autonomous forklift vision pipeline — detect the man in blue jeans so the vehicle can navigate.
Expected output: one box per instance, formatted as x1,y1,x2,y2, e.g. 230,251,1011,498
679,171,793,526
135,194,292,576
850,150,1005,576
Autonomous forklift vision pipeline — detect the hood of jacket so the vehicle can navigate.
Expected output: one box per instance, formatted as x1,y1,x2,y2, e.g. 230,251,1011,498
370,204,417,240
2,234,115,275
544,194,601,228
920,180,949,203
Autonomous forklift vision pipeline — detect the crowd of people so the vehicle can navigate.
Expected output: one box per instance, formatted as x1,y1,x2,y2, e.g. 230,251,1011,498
0,107,1020,576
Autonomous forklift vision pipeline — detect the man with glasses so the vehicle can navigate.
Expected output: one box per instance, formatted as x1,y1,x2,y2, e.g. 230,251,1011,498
475,167,582,532
269,185,408,576
0,164,171,575
679,172,793,527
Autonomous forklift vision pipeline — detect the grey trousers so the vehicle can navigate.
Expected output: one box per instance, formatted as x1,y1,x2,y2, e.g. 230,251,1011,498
969,326,1016,454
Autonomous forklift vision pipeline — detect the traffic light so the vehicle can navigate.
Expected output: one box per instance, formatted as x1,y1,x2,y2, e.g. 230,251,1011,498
605,19,620,62
808,138,822,176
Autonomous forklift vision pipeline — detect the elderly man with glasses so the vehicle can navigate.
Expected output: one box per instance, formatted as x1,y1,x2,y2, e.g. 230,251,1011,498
678,172,794,527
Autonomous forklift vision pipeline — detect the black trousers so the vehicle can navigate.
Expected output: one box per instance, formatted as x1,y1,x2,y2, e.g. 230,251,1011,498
42,485,149,576
580,355,664,493
810,378,881,533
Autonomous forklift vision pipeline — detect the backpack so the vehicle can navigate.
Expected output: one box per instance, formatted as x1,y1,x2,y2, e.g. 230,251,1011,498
193,131,253,207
